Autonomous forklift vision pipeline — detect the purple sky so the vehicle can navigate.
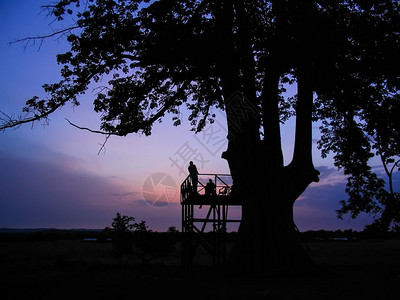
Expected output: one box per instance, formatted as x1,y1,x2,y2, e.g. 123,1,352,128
0,0,389,231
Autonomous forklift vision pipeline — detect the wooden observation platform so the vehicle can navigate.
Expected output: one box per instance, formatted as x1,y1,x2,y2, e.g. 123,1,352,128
181,174,241,269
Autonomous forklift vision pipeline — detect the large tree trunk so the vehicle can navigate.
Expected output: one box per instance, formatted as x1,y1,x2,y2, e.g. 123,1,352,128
214,0,320,276
225,167,314,276
223,65,320,275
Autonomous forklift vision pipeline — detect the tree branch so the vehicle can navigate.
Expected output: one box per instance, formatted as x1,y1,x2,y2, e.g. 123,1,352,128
10,25,82,49
0,103,63,131
65,118,117,156
134,79,191,131
97,134,111,155
65,118,119,135
1,63,104,132
292,65,314,166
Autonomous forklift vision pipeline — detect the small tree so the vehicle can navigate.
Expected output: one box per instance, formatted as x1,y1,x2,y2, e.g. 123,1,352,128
167,226,179,233
104,213,178,263
103,212,136,256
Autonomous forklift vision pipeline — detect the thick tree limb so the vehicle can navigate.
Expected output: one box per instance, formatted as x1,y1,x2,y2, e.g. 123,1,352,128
292,66,314,166
261,70,284,169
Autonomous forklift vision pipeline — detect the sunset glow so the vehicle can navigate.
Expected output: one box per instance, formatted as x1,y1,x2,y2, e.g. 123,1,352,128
1,0,392,232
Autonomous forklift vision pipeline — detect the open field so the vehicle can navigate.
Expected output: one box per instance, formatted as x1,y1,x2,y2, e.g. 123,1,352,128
0,234,399,299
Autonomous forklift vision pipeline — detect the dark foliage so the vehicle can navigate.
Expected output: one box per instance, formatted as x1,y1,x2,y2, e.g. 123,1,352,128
103,212,137,256
102,213,178,260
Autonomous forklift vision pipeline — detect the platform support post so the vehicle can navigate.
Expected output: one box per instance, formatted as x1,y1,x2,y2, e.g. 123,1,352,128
181,174,241,271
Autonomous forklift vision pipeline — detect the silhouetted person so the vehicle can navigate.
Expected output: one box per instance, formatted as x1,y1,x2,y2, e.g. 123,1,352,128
205,179,216,195
188,161,199,194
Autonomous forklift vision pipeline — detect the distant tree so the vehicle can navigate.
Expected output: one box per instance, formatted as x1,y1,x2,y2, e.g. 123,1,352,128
104,212,136,256
1,0,400,275
167,226,179,233
165,226,180,247
104,213,166,260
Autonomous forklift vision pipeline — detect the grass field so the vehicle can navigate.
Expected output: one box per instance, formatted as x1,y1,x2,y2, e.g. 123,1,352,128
0,236,399,299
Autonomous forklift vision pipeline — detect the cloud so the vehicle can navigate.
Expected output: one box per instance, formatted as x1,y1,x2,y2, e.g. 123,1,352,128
0,147,135,229
0,135,185,231
311,165,347,187
111,192,135,197
1,131,393,232
294,165,374,231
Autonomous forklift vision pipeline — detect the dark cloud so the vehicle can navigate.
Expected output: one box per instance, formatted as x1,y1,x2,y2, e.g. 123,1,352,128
0,149,133,228
294,165,378,231
0,136,185,231
111,192,134,197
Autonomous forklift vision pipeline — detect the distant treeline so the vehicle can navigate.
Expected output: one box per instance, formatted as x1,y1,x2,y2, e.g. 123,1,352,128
301,229,400,241
0,228,103,242
0,228,399,242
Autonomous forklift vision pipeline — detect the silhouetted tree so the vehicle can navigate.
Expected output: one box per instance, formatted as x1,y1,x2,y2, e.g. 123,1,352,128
167,226,179,233
104,212,136,256
316,1,400,232
104,213,171,260
1,0,400,275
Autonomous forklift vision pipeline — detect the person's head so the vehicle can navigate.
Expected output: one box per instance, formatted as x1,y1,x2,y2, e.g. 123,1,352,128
209,179,212,183
189,161,193,165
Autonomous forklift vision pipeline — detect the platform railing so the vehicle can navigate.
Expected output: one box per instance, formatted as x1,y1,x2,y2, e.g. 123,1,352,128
180,173,233,203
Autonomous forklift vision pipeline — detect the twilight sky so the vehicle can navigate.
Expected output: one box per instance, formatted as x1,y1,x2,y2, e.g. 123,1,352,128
0,0,387,231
